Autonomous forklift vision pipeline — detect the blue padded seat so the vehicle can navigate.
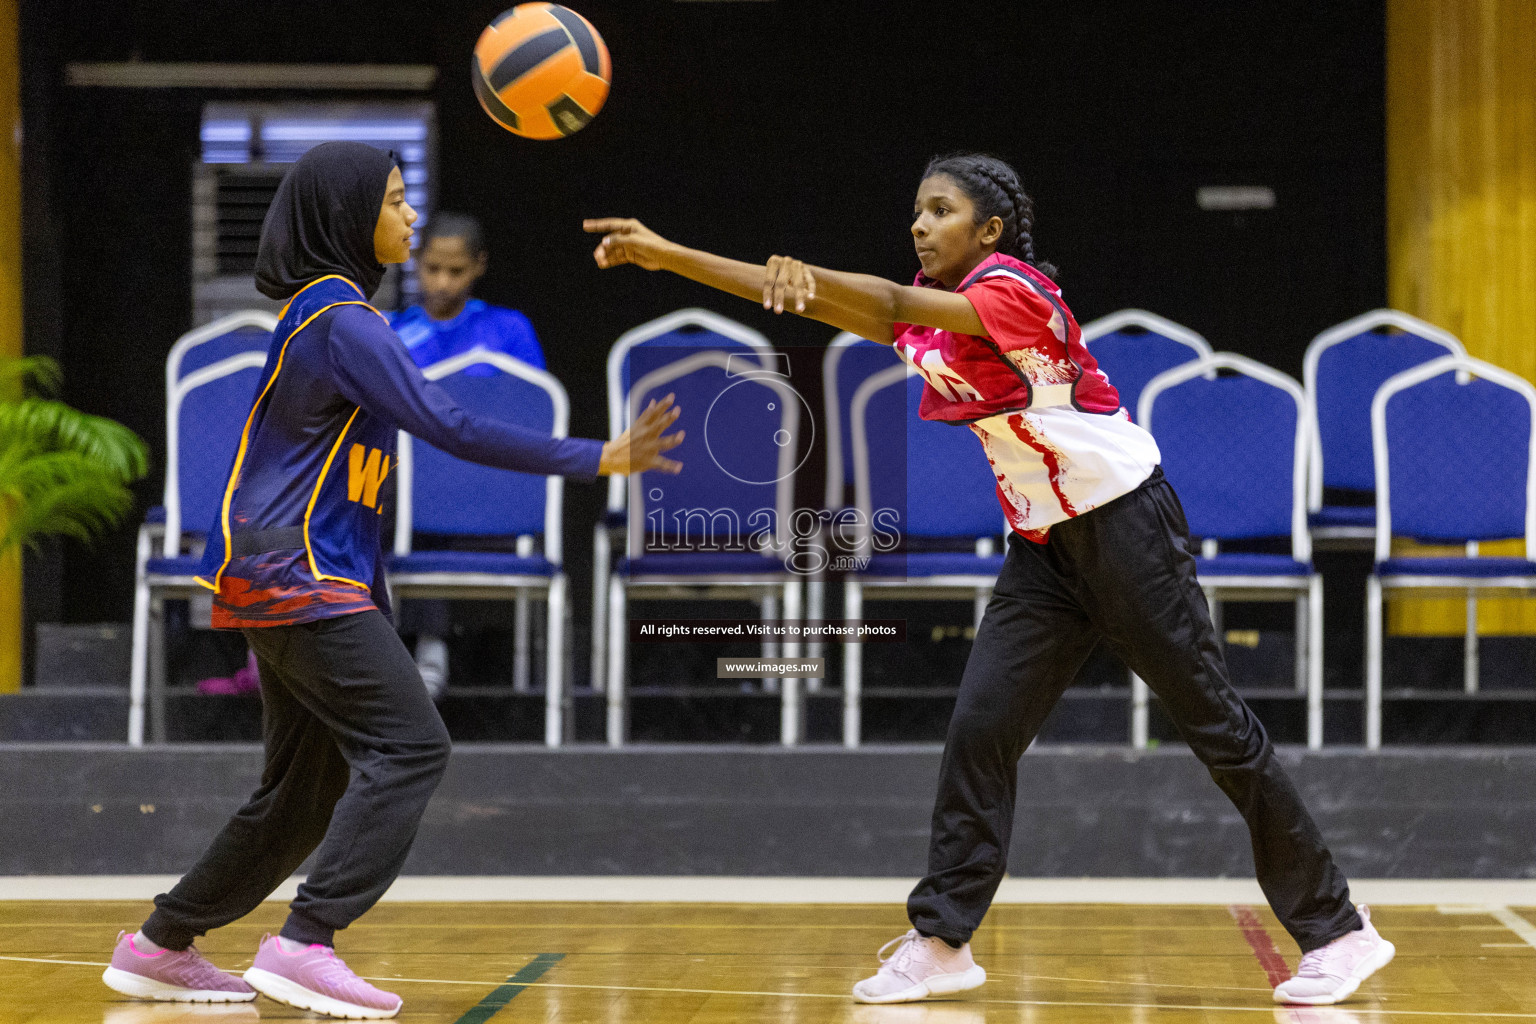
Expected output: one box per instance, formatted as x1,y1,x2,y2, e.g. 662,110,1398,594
144,555,205,577
1196,553,1312,577
1376,557,1536,579
617,552,790,577
860,553,1007,578
1308,506,1375,528
388,551,556,577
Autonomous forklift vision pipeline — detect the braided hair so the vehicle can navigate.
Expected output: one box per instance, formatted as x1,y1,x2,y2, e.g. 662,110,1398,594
921,153,1058,279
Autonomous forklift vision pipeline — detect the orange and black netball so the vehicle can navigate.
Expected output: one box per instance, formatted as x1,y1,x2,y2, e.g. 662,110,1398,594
472,3,611,140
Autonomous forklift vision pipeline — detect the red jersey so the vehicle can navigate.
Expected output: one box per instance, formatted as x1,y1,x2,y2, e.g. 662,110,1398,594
893,253,1160,540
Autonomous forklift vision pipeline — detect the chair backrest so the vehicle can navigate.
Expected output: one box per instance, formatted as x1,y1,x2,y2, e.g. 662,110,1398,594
163,352,269,555
1080,309,1213,423
166,310,277,389
852,364,1001,548
1371,355,1536,563
394,351,568,564
1140,354,1309,561
1304,309,1465,509
822,332,903,510
606,308,775,510
624,349,799,561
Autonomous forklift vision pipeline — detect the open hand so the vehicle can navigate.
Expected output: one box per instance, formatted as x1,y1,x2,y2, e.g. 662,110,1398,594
599,393,684,476
585,218,669,271
763,255,817,314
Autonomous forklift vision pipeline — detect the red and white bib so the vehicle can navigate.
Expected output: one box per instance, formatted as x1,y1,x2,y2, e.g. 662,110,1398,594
892,253,1160,540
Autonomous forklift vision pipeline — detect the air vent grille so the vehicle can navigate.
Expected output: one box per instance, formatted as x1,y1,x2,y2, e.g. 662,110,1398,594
214,169,285,276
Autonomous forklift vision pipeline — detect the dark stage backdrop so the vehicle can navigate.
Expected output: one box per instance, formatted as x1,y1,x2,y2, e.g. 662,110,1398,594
22,1,1386,652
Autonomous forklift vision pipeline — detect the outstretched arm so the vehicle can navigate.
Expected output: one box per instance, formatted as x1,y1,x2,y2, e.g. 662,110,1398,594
584,219,985,344
328,305,682,479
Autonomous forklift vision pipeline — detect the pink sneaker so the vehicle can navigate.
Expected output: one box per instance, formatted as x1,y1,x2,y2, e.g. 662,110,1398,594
1274,906,1396,1005
102,931,256,1002
197,651,260,696
243,934,401,1019
852,929,987,1003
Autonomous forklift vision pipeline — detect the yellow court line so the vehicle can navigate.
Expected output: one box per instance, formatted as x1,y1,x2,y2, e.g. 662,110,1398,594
2,956,1529,1019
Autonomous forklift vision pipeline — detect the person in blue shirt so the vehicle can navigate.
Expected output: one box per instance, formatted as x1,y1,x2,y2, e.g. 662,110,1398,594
390,211,544,371
389,212,547,695
101,142,682,1018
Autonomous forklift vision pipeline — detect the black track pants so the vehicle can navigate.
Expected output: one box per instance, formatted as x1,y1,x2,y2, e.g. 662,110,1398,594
906,471,1361,953
143,610,450,949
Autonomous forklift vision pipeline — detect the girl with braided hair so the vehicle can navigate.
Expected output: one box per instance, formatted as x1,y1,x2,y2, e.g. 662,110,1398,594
584,151,1392,1007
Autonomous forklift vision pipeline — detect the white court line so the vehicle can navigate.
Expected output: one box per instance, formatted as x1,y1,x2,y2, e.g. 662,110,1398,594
4,955,1531,1019
6,876,1536,904
1486,906,1536,950
1438,903,1536,952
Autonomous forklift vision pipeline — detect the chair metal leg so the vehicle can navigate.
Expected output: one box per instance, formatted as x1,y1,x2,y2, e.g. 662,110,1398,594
805,577,825,692
606,576,627,748
780,580,803,747
128,580,150,748
544,575,566,748
1294,595,1308,693
1130,671,1149,750
148,594,167,744
843,581,862,749
1464,590,1479,694
841,583,866,746
760,592,780,693
1307,576,1324,750
1365,575,1383,750
513,589,531,693
591,522,610,692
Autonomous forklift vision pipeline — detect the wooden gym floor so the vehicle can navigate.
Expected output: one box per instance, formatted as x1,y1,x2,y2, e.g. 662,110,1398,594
3,899,1535,1023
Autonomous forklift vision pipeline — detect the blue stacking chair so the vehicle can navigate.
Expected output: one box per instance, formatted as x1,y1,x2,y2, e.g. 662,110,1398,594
822,333,905,513
1365,355,1536,749
388,351,572,747
140,313,276,537
809,333,905,676
605,347,804,746
1080,309,1213,422
1139,354,1323,749
592,309,775,692
1303,309,1465,546
129,346,269,745
842,364,1005,747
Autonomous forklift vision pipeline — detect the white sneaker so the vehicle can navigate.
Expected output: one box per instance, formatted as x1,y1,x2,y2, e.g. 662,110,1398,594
852,930,986,1004
1273,906,1395,1005
415,636,447,700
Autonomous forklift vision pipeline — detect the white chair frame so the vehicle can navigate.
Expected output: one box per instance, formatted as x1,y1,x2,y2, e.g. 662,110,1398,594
841,362,1002,749
1302,309,1466,536
1139,353,1323,749
1365,355,1536,749
1080,308,1214,359
808,332,899,684
129,349,269,746
606,349,804,747
389,349,572,748
591,309,775,692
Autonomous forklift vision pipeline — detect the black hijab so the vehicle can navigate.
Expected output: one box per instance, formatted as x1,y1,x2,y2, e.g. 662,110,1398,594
254,141,398,301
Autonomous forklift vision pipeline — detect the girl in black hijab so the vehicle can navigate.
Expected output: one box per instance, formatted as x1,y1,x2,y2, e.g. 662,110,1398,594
103,142,683,1019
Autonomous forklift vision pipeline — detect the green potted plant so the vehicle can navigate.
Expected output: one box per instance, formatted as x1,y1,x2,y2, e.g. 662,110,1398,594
0,355,148,555
0,354,148,689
